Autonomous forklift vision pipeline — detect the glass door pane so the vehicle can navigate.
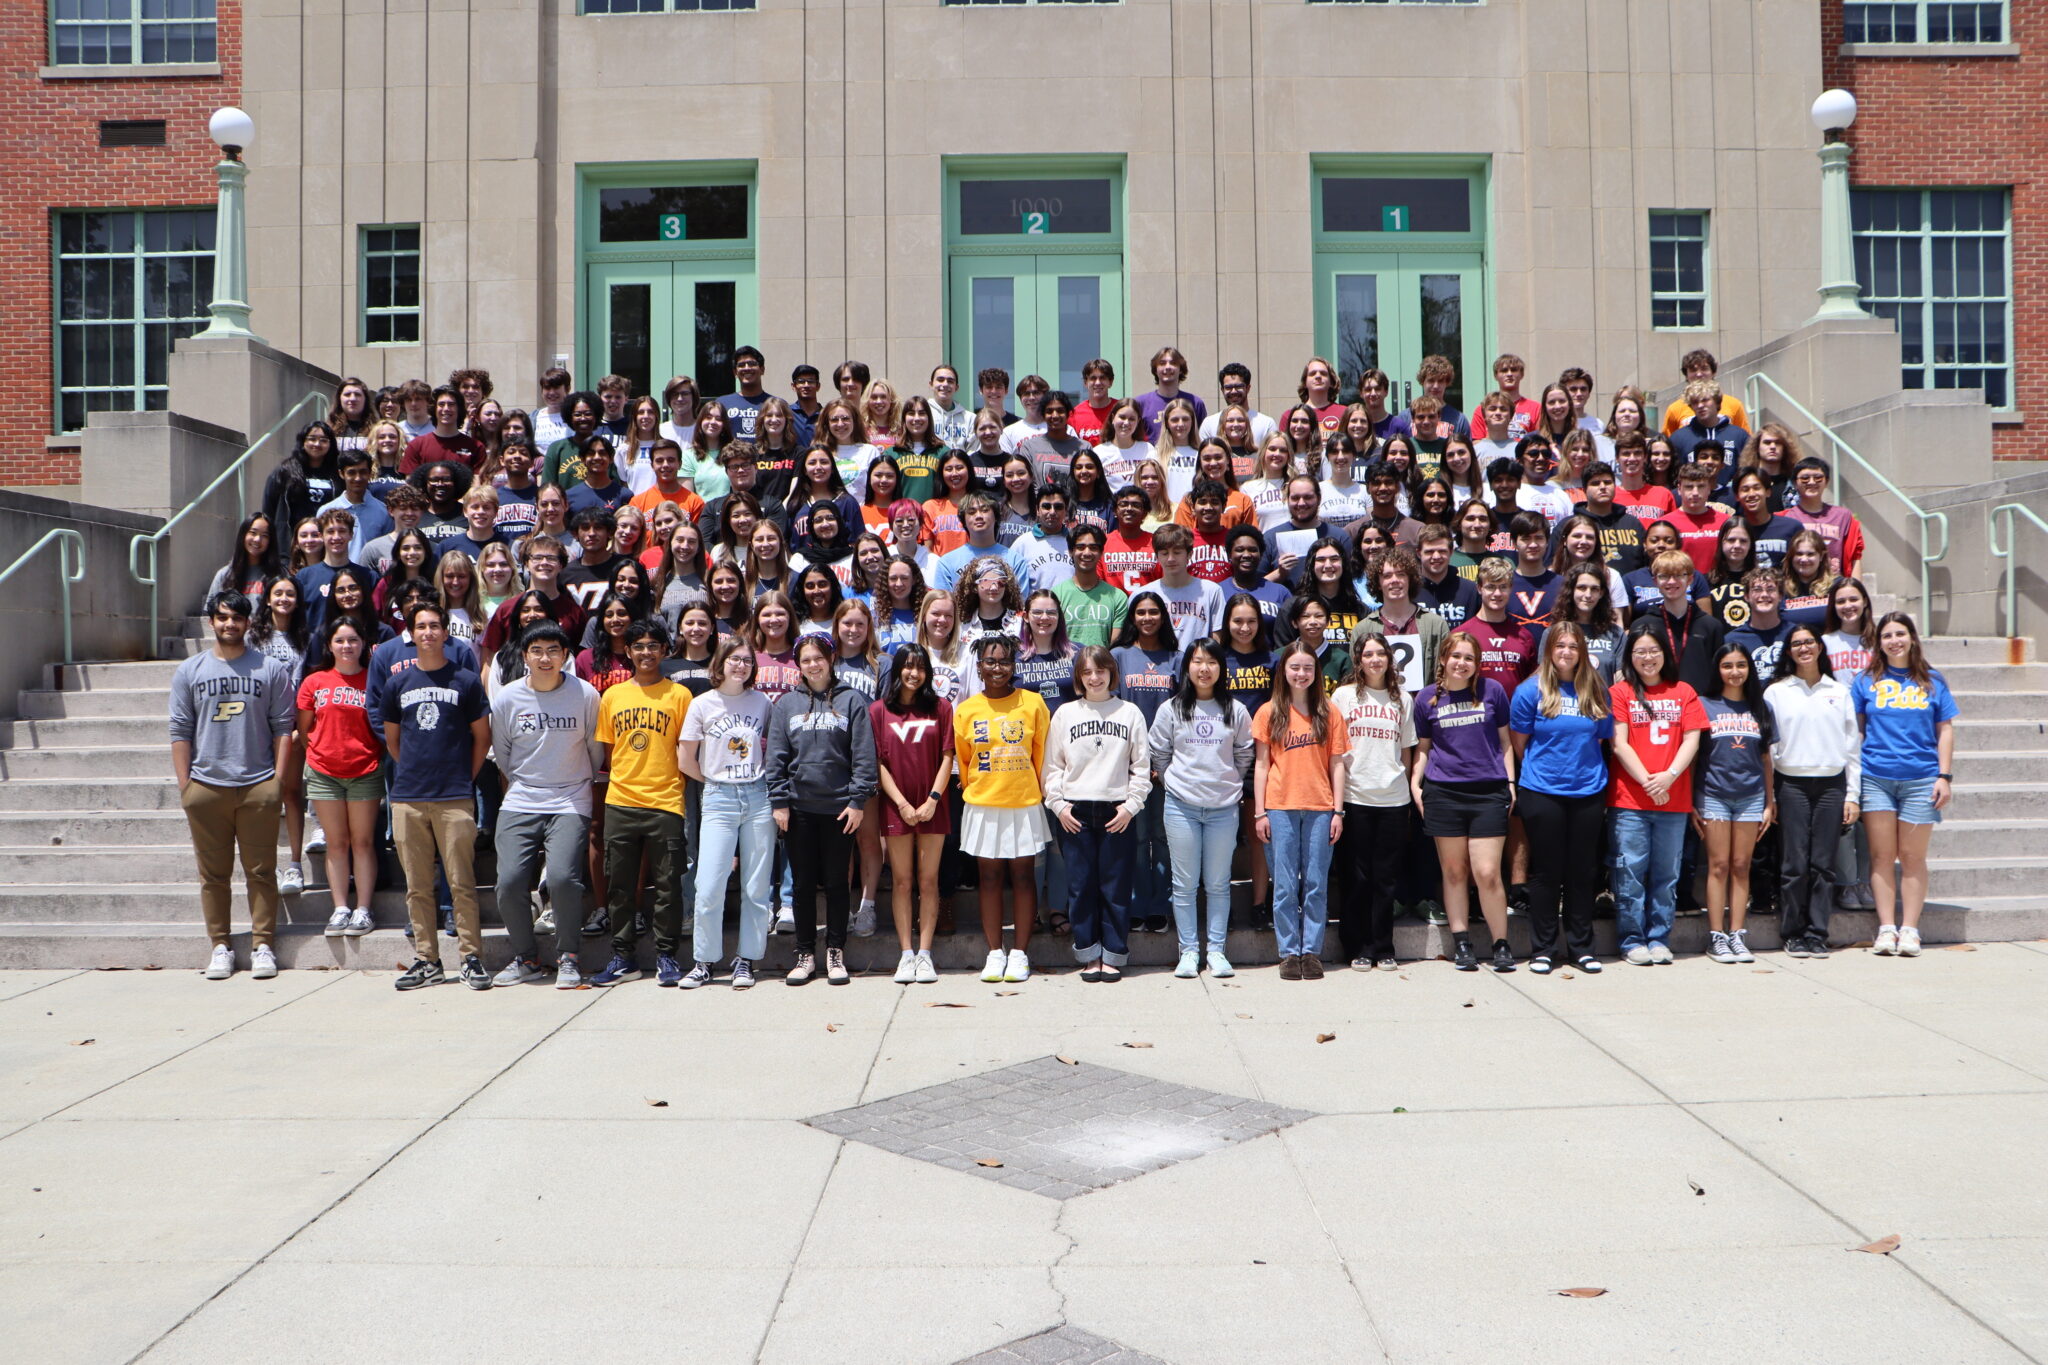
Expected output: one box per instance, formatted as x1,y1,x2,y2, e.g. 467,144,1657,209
1396,253,1486,418
1034,255,1123,394
973,276,1017,381
1053,276,1099,393
588,261,676,405
690,279,737,398
1332,273,1382,402
608,283,653,401
951,258,1035,391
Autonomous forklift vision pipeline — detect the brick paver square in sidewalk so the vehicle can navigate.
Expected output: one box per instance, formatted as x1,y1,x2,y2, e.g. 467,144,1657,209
806,1055,1313,1199
955,1324,1170,1364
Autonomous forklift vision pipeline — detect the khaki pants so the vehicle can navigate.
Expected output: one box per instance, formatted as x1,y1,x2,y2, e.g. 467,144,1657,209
180,776,283,948
391,799,482,962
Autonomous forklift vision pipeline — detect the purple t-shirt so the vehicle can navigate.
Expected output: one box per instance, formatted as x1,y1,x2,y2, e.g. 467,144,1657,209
1413,678,1510,784
1136,390,1208,443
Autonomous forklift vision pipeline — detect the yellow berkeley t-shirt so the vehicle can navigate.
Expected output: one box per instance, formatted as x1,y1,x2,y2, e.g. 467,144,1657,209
597,678,691,814
953,689,1050,809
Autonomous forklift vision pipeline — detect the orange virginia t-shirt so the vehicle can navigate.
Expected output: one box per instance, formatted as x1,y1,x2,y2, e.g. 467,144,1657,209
1253,700,1352,813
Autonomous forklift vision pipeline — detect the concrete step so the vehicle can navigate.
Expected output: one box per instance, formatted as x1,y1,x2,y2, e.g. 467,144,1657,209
2,901,2040,972
1923,636,2033,664
1950,718,2048,751
1925,857,2048,898
1928,819,2048,859
0,810,197,845
0,748,176,780
1946,691,2048,721
0,778,181,812
0,885,507,925
55,660,185,690
0,716,165,749
1947,752,2048,784
17,688,170,720
158,636,203,659
1925,662,2048,692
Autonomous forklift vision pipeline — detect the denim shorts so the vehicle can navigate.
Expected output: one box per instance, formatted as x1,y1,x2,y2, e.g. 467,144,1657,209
1861,773,1942,824
1698,792,1767,823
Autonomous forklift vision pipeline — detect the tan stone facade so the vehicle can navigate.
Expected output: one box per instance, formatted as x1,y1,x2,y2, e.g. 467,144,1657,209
239,0,1828,411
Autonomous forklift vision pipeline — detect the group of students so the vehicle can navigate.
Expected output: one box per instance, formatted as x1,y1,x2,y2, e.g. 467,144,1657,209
171,343,1956,987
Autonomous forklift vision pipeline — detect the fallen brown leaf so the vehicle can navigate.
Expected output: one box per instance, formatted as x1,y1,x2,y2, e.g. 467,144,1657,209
1752,969,1775,974
1942,944,1978,952
1462,999,1474,1008
1557,1287,1608,1298
1315,1032,1336,1044
1121,1041,1155,1049
926,1002,973,1008
644,1099,668,1108
1054,1055,1078,1065
1559,972,1576,979
1235,1013,1253,1019
825,1023,840,1032
975,1158,1004,1168
1854,1234,1901,1255
142,965,162,971
1847,940,1875,949
70,1038,95,1046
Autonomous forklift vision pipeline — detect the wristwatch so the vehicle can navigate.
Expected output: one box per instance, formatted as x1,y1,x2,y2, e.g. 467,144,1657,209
928,788,945,800
1937,772,1953,781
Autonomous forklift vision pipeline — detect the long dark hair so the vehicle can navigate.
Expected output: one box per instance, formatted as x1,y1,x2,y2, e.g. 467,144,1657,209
304,564,380,671
252,575,311,655
1111,590,1179,651
1555,565,1618,636
380,530,437,594
224,513,283,588
1218,591,1273,652
1173,637,1233,721
884,642,941,716
493,589,561,681
1708,641,1774,746
278,420,338,487
588,590,638,674
316,611,373,676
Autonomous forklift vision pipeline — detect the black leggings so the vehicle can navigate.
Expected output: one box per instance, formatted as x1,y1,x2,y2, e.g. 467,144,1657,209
1515,787,1603,959
788,809,855,952
1338,803,1406,960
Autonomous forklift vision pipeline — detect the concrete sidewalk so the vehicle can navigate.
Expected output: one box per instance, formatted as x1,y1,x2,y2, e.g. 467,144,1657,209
2,942,2045,1364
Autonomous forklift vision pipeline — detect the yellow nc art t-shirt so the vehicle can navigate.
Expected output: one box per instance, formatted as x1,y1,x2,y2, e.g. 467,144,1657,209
597,678,691,814
953,689,1050,809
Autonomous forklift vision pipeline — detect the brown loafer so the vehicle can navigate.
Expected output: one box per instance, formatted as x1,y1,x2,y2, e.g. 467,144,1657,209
1278,954,1302,981
1299,954,1325,980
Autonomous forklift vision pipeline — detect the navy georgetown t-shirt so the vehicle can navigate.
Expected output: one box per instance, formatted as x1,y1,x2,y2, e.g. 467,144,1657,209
378,659,489,802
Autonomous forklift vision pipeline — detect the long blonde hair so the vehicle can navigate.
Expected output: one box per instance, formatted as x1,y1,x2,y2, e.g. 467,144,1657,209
1534,621,1610,720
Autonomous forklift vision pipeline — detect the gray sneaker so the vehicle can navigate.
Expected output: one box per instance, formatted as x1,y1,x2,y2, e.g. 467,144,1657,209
1623,945,1653,966
730,957,756,990
1648,942,1675,965
555,956,583,989
494,956,547,986
1728,930,1756,963
679,960,715,990
1709,932,1737,964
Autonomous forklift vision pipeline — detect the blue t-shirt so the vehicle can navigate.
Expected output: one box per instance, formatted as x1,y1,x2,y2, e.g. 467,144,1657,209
1852,666,1957,780
1698,695,1769,807
377,659,489,802
1015,646,1077,711
1224,577,1294,629
1509,679,1614,798
566,480,633,518
1112,645,1179,725
1509,570,1564,634
493,485,539,541
1726,619,1795,682
1221,647,1274,717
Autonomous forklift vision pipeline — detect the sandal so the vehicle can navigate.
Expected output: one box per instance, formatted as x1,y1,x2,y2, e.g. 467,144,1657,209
1098,963,1122,983
1047,912,1073,938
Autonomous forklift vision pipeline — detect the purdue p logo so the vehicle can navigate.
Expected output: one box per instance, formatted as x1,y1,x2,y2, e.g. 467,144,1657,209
211,700,246,722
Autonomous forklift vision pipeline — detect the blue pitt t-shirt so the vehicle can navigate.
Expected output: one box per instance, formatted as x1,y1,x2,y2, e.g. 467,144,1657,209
1852,666,1957,781
378,659,489,802
1508,678,1614,798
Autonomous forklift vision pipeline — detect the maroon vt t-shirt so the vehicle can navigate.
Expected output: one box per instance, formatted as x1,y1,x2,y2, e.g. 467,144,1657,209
1453,616,1537,696
401,430,485,474
868,696,955,837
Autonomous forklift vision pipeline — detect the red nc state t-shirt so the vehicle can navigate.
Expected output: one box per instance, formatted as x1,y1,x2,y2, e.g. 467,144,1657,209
1452,617,1537,695
296,667,383,779
1608,679,1709,812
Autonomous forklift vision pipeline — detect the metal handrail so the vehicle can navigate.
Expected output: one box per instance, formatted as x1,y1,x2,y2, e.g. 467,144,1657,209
1743,372,1950,615
0,529,87,663
128,391,328,647
1989,502,2048,640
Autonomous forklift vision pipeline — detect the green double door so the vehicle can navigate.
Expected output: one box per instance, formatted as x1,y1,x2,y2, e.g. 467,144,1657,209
587,260,756,401
1315,251,1486,413
948,254,1124,395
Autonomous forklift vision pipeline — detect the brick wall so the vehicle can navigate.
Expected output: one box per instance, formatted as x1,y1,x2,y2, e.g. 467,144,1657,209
1825,0,2044,462
0,4,239,487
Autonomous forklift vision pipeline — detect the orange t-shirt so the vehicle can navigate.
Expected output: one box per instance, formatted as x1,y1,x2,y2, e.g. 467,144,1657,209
1253,700,1352,813
631,484,706,524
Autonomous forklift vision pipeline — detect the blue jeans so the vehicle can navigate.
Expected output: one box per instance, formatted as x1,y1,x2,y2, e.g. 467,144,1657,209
1267,809,1333,958
1060,801,1134,966
1129,787,1171,923
693,779,774,963
1612,808,1687,950
1164,794,1237,954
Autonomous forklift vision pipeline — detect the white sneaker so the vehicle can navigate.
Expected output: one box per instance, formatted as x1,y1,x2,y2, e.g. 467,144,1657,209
535,904,556,935
851,901,877,938
914,951,938,984
1208,951,1235,978
1873,925,1899,956
205,944,235,979
981,950,1008,983
1898,926,1922,957
324,906,352,936
774,904,796,934
556,956,583,988
1624,945,1653,966
1648,942,1675,965
279,864,305,896
1174,950,1199,978
1003,949,1031,983
345,907,374,936
305,825,326,855
251,945,278,979
892,950,918,984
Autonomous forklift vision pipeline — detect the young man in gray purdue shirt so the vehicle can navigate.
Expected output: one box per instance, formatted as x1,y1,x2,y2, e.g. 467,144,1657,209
487,621,604,987
170,591,297,981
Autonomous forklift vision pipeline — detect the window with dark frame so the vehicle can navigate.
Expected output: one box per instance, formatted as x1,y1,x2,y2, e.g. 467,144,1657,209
360,225,422,346
50,0,217,66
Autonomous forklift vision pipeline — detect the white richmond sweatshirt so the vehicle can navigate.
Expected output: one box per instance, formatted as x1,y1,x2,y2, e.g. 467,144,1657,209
1042,697,1152,820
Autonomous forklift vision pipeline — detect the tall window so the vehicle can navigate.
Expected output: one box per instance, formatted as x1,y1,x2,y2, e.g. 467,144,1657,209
55,209,215,433
1842,2,2005,42
1648,211,1709,330
50,0,217,65
359,225,422,345
1852,188,2012,408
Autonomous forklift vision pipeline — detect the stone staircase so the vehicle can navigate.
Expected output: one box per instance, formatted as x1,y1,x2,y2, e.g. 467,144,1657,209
0,634,2042,971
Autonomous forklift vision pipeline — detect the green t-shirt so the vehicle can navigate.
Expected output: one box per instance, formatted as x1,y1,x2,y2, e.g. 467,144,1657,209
1051,576,1130,649
891,443,944,504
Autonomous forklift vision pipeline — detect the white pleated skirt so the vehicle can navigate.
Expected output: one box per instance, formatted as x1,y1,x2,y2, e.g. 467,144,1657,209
958,803,1050,860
